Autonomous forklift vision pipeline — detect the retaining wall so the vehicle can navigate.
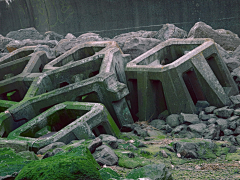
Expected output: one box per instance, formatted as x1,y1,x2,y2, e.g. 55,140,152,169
0,0,240,37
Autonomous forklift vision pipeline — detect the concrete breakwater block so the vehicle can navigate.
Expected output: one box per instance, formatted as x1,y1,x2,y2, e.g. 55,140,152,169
0,41,133,136
125,38,238,121
0,47,51,102
7,102,120,152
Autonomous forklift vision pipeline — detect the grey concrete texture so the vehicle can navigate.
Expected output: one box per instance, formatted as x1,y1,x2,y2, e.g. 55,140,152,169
7,102,120,151
0,41,133,137
0,0,240,38
0,47,51,103
125,38,239,121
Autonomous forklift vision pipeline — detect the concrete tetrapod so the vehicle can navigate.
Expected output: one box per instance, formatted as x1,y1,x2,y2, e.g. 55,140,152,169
7,102,120,152
0,47,51,102
125,38,238,121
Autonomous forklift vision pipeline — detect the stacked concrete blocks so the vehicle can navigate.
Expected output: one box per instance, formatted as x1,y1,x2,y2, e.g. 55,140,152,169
0,46,51,102
125,38,238,121
7,102,120,151
22,41,133,128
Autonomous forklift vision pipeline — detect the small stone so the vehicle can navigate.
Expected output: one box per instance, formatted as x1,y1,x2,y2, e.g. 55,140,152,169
223,129,233,136
199,111,210,121
177,153,181,158
208,118,217,125
234,126,240,135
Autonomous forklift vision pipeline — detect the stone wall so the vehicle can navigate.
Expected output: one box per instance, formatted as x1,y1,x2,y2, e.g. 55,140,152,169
0,0,240,38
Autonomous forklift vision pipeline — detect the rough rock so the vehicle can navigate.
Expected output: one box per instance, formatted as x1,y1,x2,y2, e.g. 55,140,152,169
153,23,187,41
150,119,166,129
236,135,240,145
112,30,157,49
121,124,133,132
16,146,102,180
34,44,56,59
199,111,211,121
214,107,234,118
234,108,240,116
216,118,229,131
6,27,44,41
195,101,210,113
188,123,207,135
93,145,118,166
126,164,173,180
223,129,233,136
188,22,240,51
171,125,187,135
99,168,121,180
53,32,104,56
179,113,200,124
234,126,240,135
6,39,58,51
203,124,220,140
65,33,76,39
230,94,240,109
166,114,180,128
44,31,63,41
133,126,149,137
88,137,102,153
99,134,118,149
173,140,217,159
207,118,217,125
0,34,13,52
122,37,162,59
204,106,217,114
37,142,66,155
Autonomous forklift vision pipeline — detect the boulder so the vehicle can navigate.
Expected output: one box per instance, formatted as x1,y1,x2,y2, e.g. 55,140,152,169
65,33,76,39
53,33,104,56
230,94,240,109
15,146,102,180
223,129,234,136
0,34,13,52
6,39,58,51
216,118,229,131
188,123,207,136
37,142,66,155
214,107,234,118
153,23,187,41
99,134,118,149
188,22,240,51
6,27,44,40
93,145,118,166
179,113,200,124
150,119,166,129
88,137,102,153
112,30,157,49
171,125,187,135
203,124,220,140
121,37,162,59
166,114,180,128
173,139,217,159
126,164,173,180
44,31,63,41
34,44,56,59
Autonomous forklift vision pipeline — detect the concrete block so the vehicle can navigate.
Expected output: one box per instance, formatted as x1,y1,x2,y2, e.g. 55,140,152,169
0,47,51,102
7,102,120,152
125,38,238,121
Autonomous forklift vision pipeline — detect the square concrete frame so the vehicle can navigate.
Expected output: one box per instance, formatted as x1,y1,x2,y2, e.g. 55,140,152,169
7,102,120,151
125,38,239,121
0,47,51,102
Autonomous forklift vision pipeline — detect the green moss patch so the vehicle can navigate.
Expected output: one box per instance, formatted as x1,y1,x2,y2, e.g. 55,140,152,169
99,168,121,180
15,146,102,180
0,148,34,177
